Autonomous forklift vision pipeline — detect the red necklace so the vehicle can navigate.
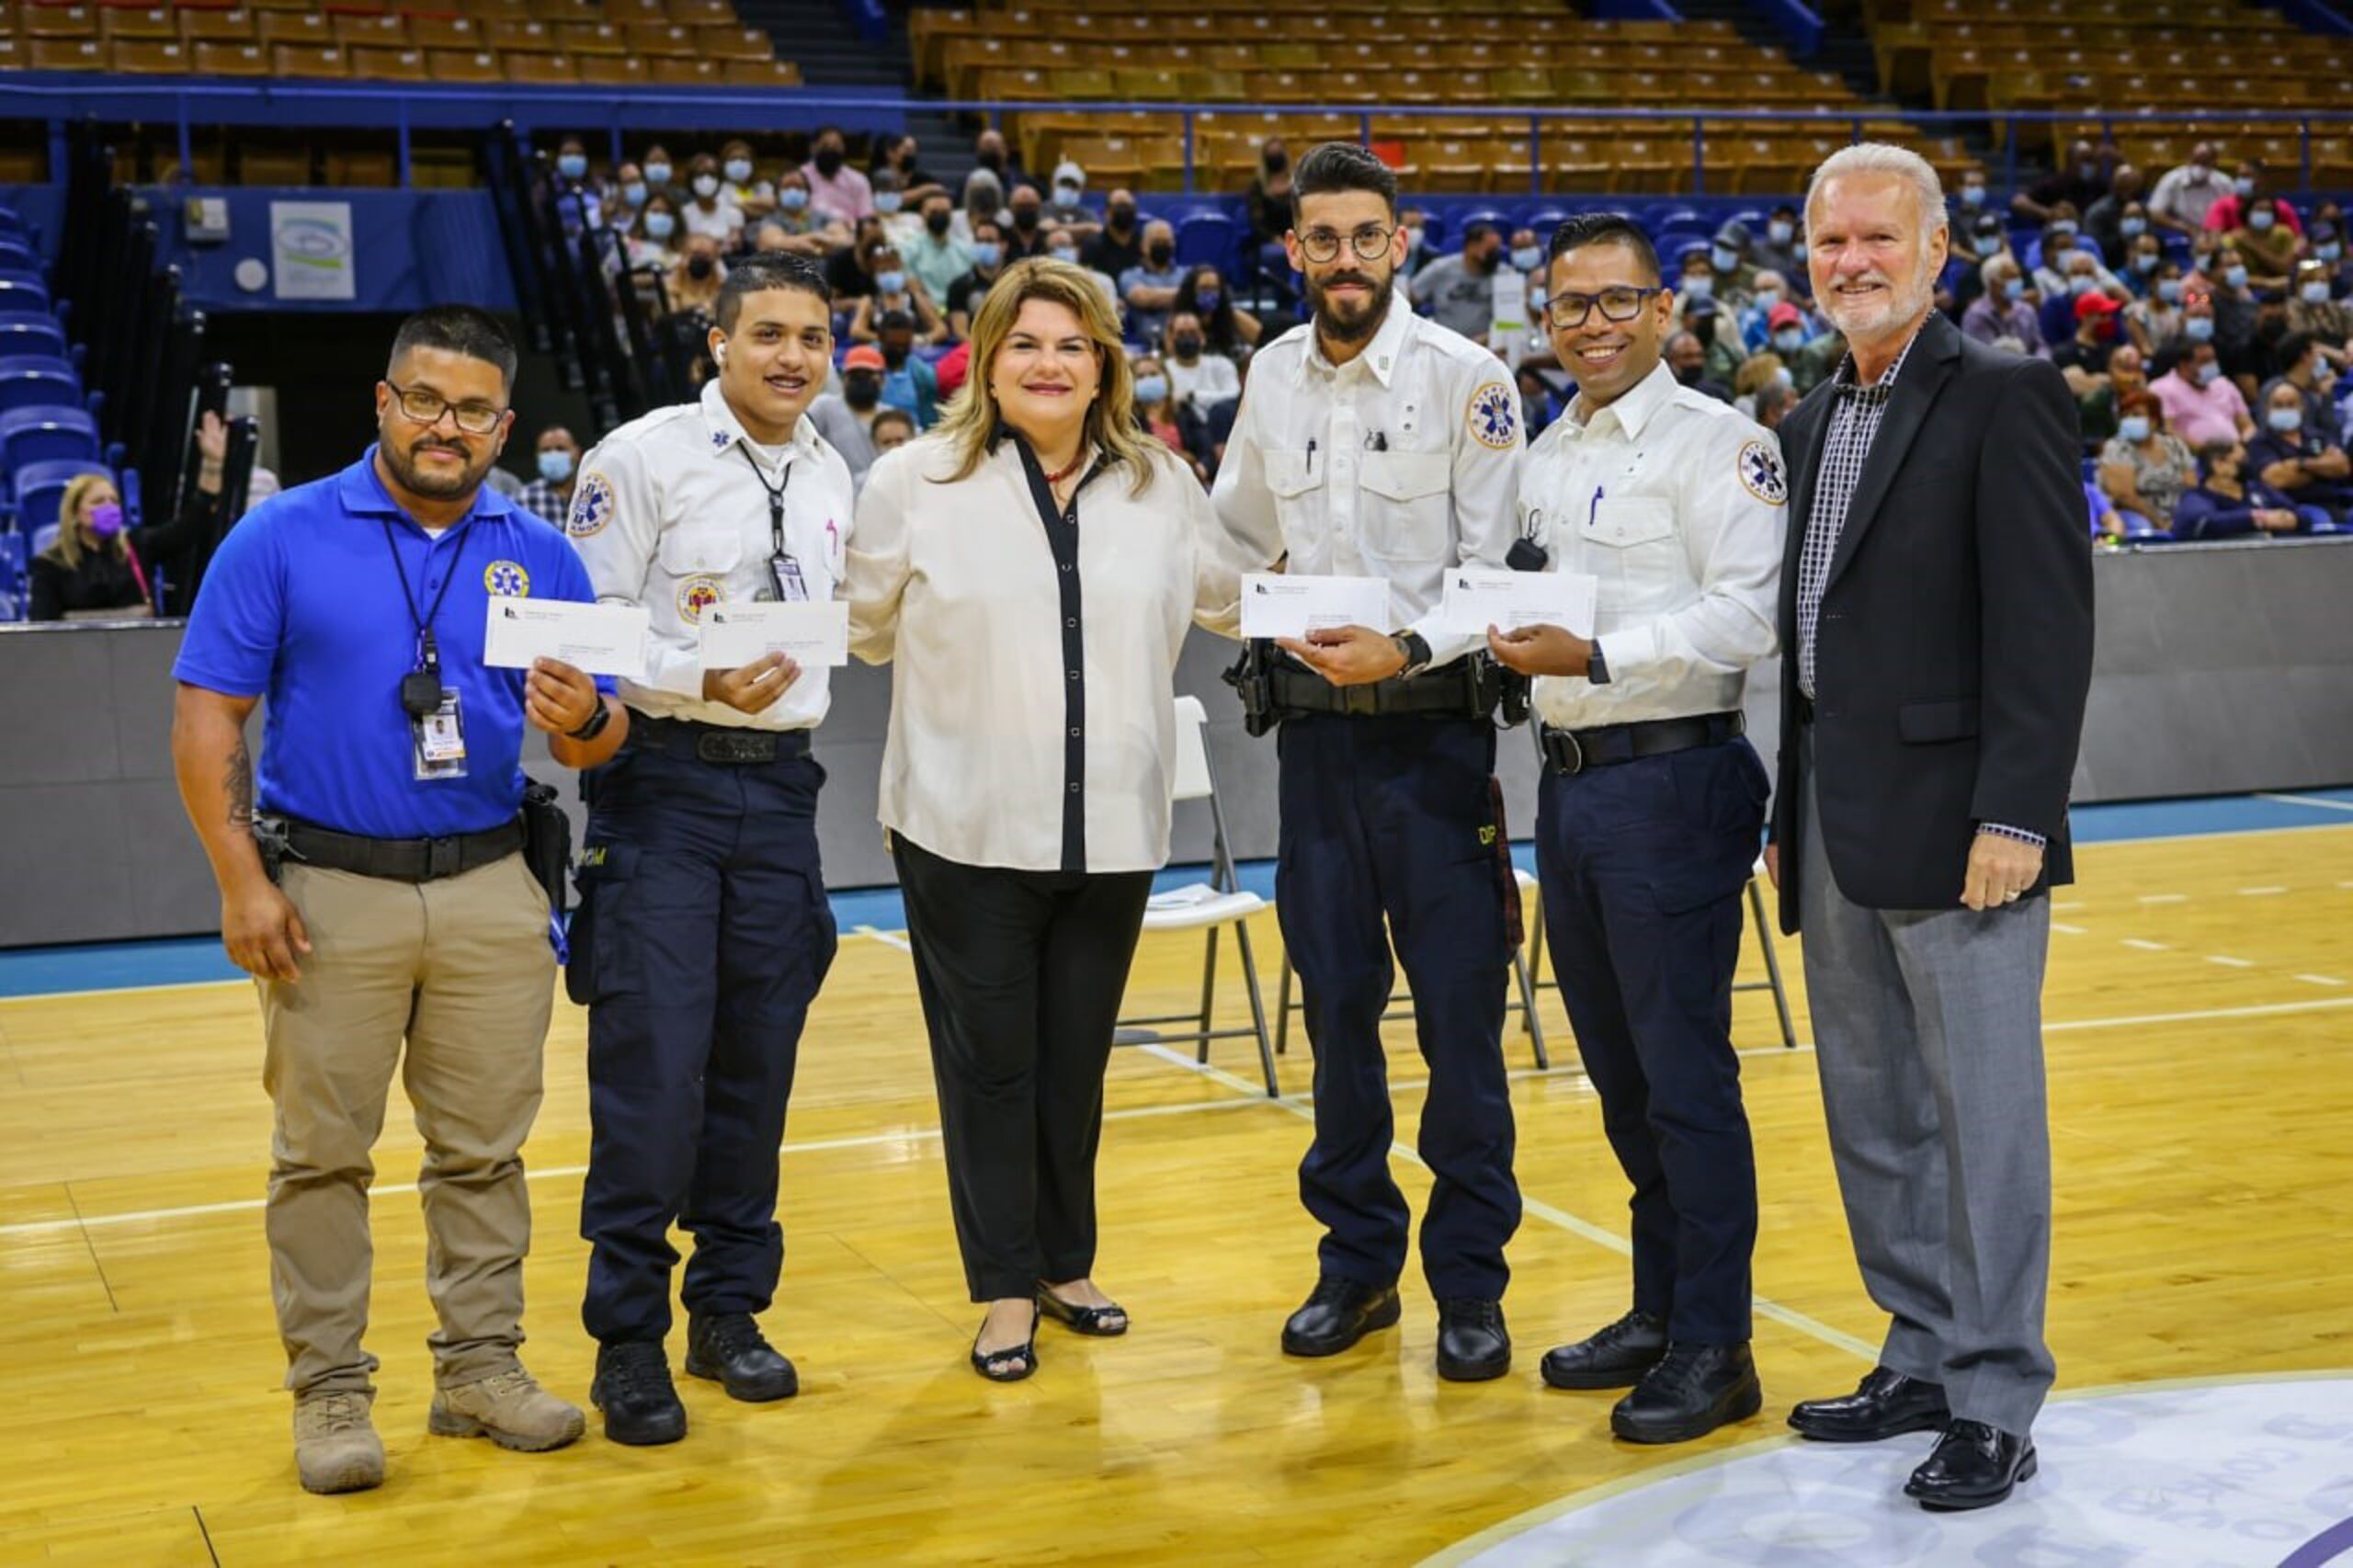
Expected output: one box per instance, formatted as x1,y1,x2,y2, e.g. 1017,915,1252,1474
1043,449,1087,486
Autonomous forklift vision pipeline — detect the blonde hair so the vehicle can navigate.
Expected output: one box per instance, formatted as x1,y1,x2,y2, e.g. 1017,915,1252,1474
1806,142,1948,239
50,472,124,570
930,256,1160,494
1733,352,1786,399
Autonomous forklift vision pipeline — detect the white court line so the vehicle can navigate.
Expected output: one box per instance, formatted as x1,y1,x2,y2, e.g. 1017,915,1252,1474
2205,954,2256,969
2138,892,2188,904
2237,886,2289,896
2296,974,2347,988
2120,938,2170,952
2256,791,2353,813
2051,921,2087,935
854,924,914,953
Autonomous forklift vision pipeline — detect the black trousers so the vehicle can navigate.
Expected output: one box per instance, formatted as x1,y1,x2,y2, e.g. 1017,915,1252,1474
892,835,1155,1302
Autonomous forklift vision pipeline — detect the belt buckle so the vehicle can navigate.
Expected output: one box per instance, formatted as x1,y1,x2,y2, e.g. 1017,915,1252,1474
698,732,771,765
426,835,460,880
1341,683,1379,718
1554,730,1586,776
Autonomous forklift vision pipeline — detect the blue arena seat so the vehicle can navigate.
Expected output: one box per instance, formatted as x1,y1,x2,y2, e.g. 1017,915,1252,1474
0,357,79,415
0,404,99,469
0,240,36,273
0,317,66,360
1175,211,1236,270
5,458,106,535
0,277,50,313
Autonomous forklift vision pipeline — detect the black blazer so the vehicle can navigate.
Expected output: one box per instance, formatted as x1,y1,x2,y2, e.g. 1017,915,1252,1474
1772,310,2094,934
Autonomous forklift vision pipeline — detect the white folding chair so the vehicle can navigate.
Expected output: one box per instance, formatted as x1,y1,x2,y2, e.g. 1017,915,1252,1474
1738,855,1800,1049
1112,695,1280,1096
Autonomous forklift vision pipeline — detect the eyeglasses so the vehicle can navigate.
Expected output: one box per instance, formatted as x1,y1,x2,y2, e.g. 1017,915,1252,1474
1545,286,1665,328
1295,223,1397,264
385,380,506,437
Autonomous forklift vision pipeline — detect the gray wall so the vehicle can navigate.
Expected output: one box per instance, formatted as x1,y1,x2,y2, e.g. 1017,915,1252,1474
6,539,2351,949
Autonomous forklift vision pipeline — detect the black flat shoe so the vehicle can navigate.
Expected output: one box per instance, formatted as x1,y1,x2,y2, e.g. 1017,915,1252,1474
1435,1299,1511,1382
1281,1277,1402,1358
685,1312,799,1403
971,1306,1040,1383
1540,1308,1668,1391
591,1340,687,1447
1788,1366,1950,1443
1037,1283,1129,1337
1610,1342,1763,1445
1906,1420,2038,1511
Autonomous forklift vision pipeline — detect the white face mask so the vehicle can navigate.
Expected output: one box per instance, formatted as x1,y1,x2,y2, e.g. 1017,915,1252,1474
1054,181,1082,205
691,174,719,199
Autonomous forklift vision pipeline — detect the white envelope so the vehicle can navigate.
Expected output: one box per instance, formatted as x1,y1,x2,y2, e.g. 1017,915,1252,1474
481,597,650,680
1436,566,1598,639
699,599,850,670
1238,573,1392,640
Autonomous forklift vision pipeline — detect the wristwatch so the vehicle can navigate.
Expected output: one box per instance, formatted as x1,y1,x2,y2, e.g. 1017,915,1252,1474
565,700,613,743
1587,639,1611,685
1392,630,1434,679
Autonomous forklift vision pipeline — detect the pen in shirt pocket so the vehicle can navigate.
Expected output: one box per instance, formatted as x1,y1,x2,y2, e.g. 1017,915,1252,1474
1588,484,1605,528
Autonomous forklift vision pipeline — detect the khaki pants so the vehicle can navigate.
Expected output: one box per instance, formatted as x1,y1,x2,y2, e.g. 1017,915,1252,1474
259,852,554,1397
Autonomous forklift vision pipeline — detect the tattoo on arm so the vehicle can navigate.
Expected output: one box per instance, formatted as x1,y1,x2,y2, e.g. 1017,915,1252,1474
225,736,254,829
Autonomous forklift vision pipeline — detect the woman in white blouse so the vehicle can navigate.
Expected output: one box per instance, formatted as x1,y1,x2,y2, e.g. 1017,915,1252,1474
847,257,1245,1382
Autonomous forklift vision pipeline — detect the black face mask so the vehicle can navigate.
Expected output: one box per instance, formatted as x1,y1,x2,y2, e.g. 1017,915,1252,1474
923,210,949,237
1108,203,1136,231
1172,333,1203,358
814,148,845,176
844,376,881,411
1148,241,1174,266
1688,314,1716,346
1673,362,1704,387
978,149,1005,172
1264,152,1289,175
1013,207,1040,231
686,255,714,280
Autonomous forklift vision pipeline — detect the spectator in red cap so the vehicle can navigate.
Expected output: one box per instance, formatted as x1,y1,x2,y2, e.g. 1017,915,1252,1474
805,344,892,481
2053,290,2122,402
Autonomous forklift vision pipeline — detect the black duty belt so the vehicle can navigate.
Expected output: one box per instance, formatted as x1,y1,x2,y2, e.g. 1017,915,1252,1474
1267,652,1496,721
278,815,523,883
628,710,813,766
1540,711,1744,776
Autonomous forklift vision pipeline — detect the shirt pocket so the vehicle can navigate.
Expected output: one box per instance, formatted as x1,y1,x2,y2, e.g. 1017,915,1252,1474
1580,494,1681,609
1357,448,1452,564
657,523,745,578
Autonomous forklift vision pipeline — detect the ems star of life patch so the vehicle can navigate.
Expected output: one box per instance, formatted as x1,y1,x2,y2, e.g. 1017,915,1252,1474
483,559,531,597
1738,439,1788,505
568,472,615,538
1468,382,1519,449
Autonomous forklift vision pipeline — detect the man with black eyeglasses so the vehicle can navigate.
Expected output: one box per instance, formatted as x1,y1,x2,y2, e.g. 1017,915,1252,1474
1213,142,1524,1384
171,305,626,1493
1487,214,1785,1446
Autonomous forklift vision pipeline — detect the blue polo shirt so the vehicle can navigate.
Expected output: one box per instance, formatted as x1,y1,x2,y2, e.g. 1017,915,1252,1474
175,447,612,839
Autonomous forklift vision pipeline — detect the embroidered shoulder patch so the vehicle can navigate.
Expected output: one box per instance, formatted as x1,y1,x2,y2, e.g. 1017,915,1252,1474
1467,381,1519,449
483,559,531,597
568,472,615,538
1737,439,1788,506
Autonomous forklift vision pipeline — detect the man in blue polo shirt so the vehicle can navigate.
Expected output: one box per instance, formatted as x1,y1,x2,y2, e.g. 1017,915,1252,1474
170,305,628,1495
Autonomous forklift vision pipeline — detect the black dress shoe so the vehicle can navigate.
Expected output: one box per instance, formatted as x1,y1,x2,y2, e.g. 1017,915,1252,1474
1788,1366,1950,1443
685,1312,799,1403
591,1340,687,1447
971,1306,1040,1383
1435,1299,1510,1382
1037,1283,1129,1337
1905,1419,2038,1511
1540,1309,1668,1391
1610,1343,1763,1445
1281,1277,1402,1358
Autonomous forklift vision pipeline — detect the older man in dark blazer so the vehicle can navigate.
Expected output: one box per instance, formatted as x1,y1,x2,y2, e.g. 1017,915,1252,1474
1767,143,2094,1513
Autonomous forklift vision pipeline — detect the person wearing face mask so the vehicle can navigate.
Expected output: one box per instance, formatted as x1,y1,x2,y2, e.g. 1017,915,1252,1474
2054,293,2127,440
1752,203,1803,278
2174,437,2319,539
1737,269,1798,353
1952,170,1993,221
1040,159,1098,241
1176,262,1261,355
970,126,1021,189
607,161,646,232
1407,220,1506,340
869,133,942,208
638,143,676,199
1244,140,1298,304
951,165,1004,248
2123,261,2187,356
2082,164,2144,263
999,183,1053,262
2259,329,2347,449
2201,160,2302,240
805,343,891,482
2116,233,2165,300
2245,379,2353,525
2151,338,2256,447
2287,256,2353,358
1961,258,2051,359
759,171,843,258
629,193,683,271
1703,220,1762,309
800,124,873,226
909,192,975,305
2092,391,2195,536
1082,187,1145,280
31,465,196,620
1130,352,1209,480
716,138,775,222
2041,256,2126,359
870,168,920,249
947,217,1007,339
871,308,941,427
2011,137,2114,225
2149,141,2228,239
2199,244,2263,392
1119,219,1187,346
549,137,606,240
667,234,727,317
1760,299,1847,392
849,241,948,347
1047,222,1123,323
679,153,744,250
1662,322,1734,403
517,425,584,528
1682,298,1746,392
1162,309,1241,409
2221,184,2299,293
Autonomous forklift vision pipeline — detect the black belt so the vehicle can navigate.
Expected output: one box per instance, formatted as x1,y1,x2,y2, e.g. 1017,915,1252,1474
1540,711,1744,776
1267,652,1495,721
628,710,813,765
278,815,523,883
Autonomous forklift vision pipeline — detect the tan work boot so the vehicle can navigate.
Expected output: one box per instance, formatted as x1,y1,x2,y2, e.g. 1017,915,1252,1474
428,1366,585,1453
292,1390,385,1494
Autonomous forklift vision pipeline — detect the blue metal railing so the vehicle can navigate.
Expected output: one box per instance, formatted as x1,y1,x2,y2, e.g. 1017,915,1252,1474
6,75,2353,198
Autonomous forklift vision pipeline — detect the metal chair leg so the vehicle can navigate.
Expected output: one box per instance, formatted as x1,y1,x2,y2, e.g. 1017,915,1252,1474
1276,950,1294,1056
1233,919,1279,1096
1196,926,1220,1063
1749,877,1799,1049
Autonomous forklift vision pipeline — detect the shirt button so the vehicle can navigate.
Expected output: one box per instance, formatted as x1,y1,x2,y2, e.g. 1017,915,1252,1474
1065,617,1077,629
1068,781,1081,793
1060,561,1072,572
1069,726,1081,737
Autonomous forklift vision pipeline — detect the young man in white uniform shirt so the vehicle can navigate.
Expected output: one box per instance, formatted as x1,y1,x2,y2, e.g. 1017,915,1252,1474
561,254,856,1448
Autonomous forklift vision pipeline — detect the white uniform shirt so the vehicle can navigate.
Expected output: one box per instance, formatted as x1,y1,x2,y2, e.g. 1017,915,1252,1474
1518,359,1785,731
847,431,1247,875
568,379,857,731
1211,301,1522,665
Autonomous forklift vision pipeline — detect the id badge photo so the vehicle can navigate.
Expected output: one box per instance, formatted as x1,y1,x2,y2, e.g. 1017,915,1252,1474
768,552,810,603
413,687,469,780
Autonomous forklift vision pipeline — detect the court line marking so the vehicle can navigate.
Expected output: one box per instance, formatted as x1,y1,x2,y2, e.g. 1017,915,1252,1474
2257,791,2353,814
2205,954,2256,969
2138,892,2188,904
2238,886,2289,896
2120,938,2170,952
2297,974,2347,988
2050,921,2087,934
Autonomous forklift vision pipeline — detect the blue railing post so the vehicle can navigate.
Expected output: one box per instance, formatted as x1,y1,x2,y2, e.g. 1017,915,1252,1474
176,90,192,187
1358,109,1371,147
397,99,412,189
1183,110,1195,195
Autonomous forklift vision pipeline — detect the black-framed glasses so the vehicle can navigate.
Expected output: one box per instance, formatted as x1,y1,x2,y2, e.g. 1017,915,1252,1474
385,379,506,437
1545,286,1665,328
1295,223,1397,264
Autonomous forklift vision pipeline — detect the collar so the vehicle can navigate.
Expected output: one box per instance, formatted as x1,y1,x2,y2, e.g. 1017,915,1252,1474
1568,359,1677,441
337,445,510,530
1833,316,1927,396
1306,295,1412,388
699,379,817,467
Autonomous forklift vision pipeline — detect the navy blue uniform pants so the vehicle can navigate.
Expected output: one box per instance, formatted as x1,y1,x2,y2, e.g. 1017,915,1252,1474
570,735,836,1345
1533,736,1768,1346
1276,713,1519,1301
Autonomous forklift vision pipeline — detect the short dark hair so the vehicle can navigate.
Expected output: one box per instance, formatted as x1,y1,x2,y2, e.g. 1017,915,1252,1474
714,253,829,331
1292,142,1396,219
388,304,518,390
1545,212,1662,286
877,307,915,333
871,406,916,437
2277,329,2317,368
1460,220,1499,247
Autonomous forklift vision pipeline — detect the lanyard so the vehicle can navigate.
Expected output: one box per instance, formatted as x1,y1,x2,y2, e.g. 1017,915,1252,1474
736,444,793,558
381,517,469,669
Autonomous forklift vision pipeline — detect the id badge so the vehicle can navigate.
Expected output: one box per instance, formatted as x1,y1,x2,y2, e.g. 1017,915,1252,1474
412,688,469,780
767,552,809,603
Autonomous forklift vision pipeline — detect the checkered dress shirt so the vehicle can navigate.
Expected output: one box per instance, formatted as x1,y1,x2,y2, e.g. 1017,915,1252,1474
1795,324,2044,851
517,478,571,530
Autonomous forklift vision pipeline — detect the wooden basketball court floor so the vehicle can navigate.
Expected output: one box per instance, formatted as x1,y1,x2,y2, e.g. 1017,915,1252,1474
1,796,2348,1565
